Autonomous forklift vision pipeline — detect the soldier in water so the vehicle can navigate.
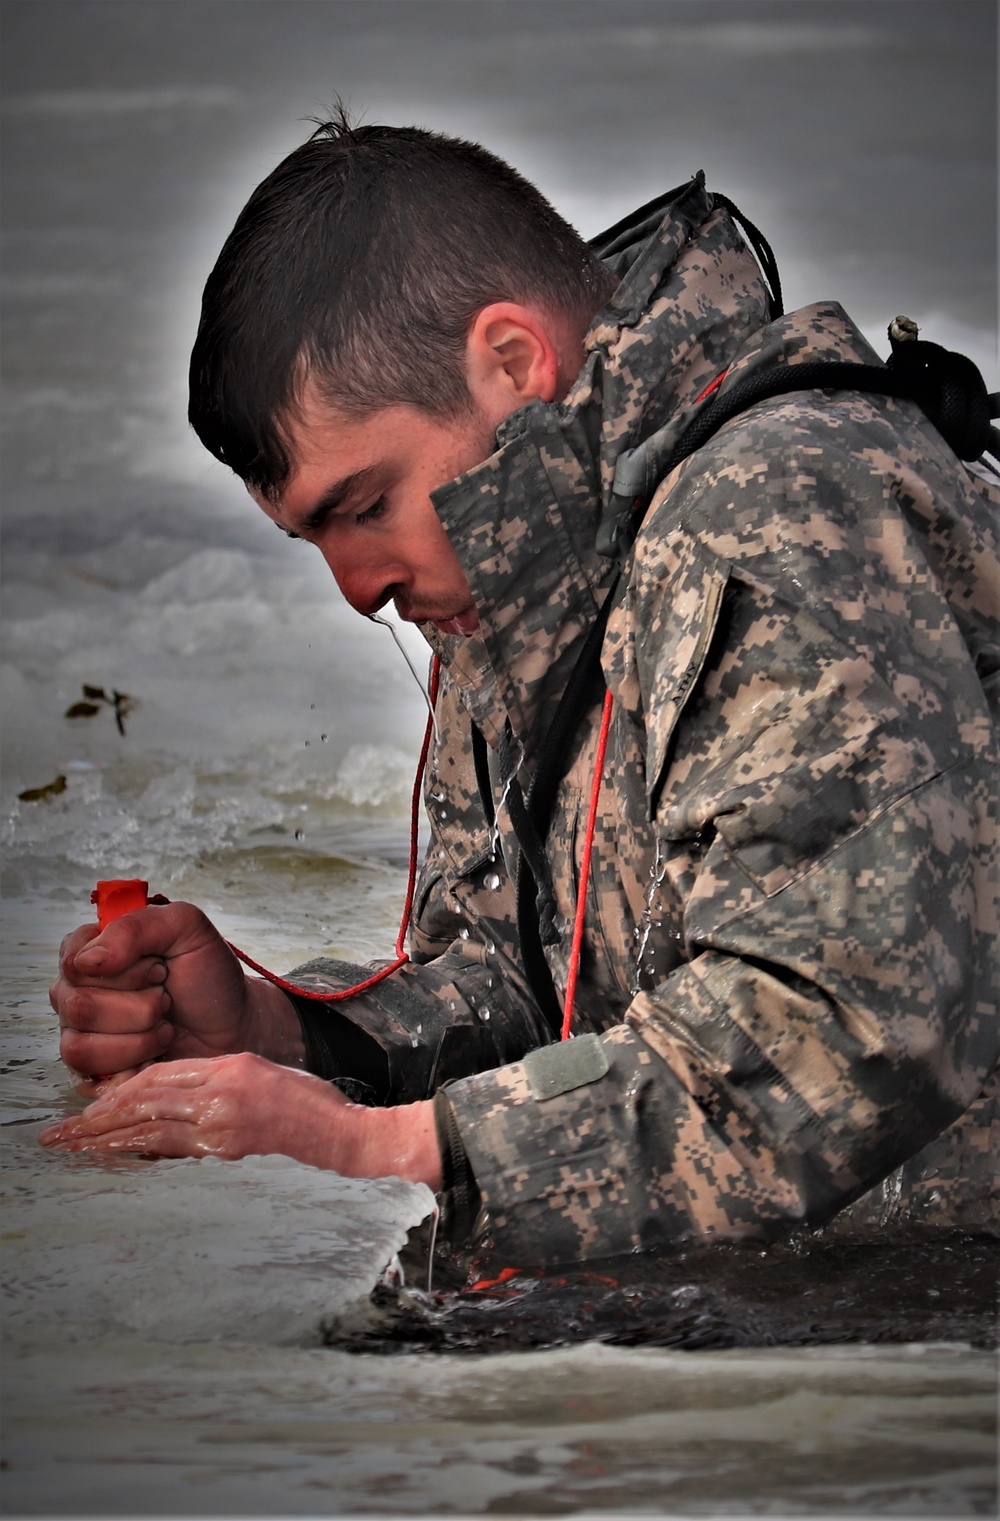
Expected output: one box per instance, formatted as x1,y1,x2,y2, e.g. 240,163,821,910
44,117,999,1263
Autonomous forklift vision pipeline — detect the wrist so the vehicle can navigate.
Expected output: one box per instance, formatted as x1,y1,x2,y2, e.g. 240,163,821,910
242,977,307,1067
342,1099,443,1190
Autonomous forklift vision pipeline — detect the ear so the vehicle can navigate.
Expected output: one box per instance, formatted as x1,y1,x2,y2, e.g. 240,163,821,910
464,302,561,421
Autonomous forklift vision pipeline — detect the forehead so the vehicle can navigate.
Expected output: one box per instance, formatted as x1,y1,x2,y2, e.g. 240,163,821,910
255,392,407,521
280,389,384,476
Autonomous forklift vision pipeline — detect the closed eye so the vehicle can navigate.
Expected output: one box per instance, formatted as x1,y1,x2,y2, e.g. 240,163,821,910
276,490,387,540
355,496,388,525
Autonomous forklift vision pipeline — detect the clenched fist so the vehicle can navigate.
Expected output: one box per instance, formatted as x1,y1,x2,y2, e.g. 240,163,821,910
49,900,304,1085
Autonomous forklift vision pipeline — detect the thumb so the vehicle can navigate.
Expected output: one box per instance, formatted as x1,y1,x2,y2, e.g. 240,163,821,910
72,901,214,974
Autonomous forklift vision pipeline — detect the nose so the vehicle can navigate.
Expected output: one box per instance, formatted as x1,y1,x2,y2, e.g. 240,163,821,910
318,539,409,618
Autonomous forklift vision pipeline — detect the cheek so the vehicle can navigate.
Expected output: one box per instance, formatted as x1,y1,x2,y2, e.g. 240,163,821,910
408,501,465,578
427,529,472,596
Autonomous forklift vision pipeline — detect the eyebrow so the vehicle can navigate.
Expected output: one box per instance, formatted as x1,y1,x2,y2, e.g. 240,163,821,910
284,466,380,536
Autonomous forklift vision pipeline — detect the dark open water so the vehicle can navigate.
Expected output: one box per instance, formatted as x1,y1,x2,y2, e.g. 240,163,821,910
330,1228,999,1356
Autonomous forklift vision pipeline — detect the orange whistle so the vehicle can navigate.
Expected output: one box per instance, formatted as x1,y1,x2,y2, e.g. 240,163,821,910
90,879,149,930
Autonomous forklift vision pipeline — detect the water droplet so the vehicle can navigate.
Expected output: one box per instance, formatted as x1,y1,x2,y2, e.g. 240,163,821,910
481,1008,490,1021
320,733,328,742
459,927,470,940
485,940,496,955
294,829,305,841
484,872,501,891
410,1036,419,1048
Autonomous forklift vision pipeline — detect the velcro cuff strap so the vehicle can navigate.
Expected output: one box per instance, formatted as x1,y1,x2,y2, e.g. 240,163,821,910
524,1033,610,1102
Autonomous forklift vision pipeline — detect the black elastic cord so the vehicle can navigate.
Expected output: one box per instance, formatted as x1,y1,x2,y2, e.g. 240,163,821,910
663,353,994,479
710,191,784,319
470,724,496,834
666,362,906,475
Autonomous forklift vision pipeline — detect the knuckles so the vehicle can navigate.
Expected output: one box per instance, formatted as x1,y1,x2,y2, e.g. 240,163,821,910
225,1050,267,1075
60,986,95,1027
201,1050,266,1078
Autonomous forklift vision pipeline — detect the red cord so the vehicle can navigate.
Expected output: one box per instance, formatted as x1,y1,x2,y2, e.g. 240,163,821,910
224,656,441,1003
552,389,727,1035
694,369,727,404
560,687,614,1041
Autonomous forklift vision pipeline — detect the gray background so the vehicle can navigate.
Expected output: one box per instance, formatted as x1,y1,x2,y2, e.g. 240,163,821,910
2,0,996,507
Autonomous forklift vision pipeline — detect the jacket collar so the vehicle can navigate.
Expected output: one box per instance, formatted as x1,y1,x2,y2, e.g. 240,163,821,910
426,175,771,764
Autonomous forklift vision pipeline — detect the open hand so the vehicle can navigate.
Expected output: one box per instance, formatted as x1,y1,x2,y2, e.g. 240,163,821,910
39,1052,442,1187
39,1053,351,1166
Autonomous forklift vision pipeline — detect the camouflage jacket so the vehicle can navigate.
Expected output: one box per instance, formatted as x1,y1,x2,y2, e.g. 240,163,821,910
292,176,1000,1264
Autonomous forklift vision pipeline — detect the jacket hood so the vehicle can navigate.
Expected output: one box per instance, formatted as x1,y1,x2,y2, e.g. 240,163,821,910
424,176,871,763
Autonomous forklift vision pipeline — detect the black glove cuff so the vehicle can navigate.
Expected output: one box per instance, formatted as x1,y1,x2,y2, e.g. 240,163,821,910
292,995,391,1106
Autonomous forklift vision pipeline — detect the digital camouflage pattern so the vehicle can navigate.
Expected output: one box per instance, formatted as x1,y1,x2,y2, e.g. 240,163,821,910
292,177,999,1263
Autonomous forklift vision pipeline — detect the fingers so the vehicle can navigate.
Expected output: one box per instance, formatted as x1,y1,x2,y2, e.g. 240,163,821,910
52,907,197,1074
49,961,166,1034
54,980,170,1035
39,1053,364,1175
40,1060,230,1158
60,1025,174,1078
88,956,167,993
42,1116,217,1160
56,983,174,1075
58,922,100,966
51,902,250,1088
58,919,168,990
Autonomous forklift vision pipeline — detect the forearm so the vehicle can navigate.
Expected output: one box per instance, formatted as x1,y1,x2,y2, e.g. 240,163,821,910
287,945,551,1102
442,1012,844,1265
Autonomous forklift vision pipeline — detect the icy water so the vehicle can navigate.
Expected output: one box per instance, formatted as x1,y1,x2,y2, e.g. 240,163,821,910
2,2,997,1515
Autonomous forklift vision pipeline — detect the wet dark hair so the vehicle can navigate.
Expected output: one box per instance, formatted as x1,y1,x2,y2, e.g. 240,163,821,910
188,110,615,498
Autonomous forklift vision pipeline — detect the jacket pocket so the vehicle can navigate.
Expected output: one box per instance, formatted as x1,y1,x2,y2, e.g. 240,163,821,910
648,578,944,901
632,529,731,820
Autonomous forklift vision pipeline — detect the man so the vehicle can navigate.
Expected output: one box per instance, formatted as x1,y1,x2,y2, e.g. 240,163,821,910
43,118,999,1264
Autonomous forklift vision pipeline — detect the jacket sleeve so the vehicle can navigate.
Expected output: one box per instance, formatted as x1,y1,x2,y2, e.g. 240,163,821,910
441,502,999,1263
287,667,552,1105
